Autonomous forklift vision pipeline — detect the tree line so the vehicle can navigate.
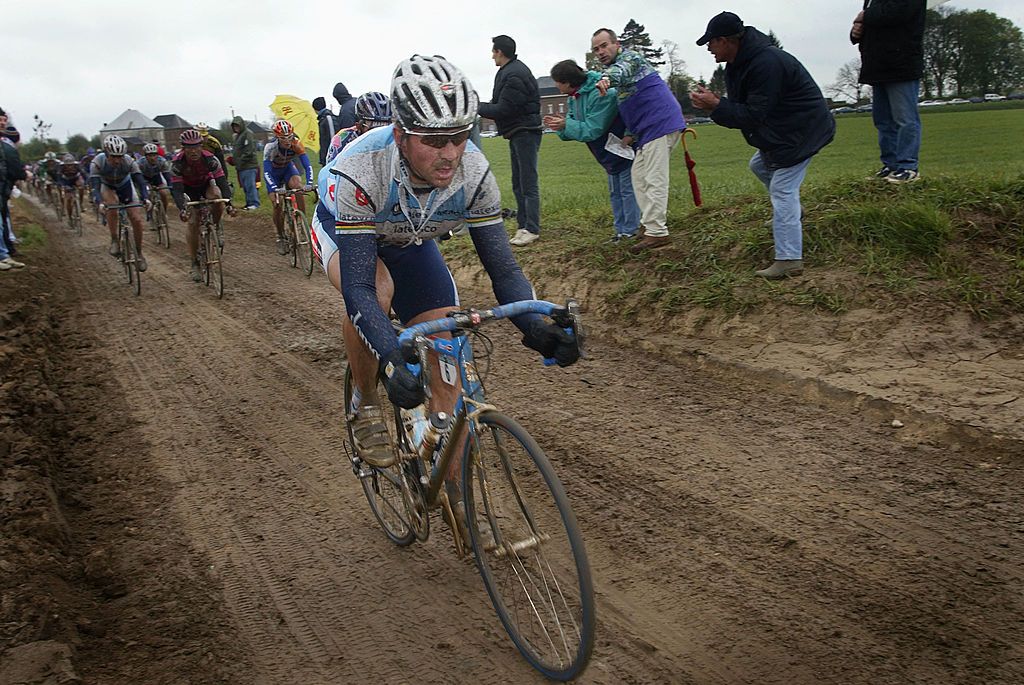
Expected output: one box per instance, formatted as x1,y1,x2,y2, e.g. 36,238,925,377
830,7,1024,103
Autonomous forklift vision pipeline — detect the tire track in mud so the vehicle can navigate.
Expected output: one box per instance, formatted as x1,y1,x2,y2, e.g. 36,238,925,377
36,202,1024,684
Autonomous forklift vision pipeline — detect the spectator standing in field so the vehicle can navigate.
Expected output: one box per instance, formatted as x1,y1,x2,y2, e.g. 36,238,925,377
591,28,687,254
478,34,544,246
314,96,341,167
333,83,358,130
0,119,27,270
690,12,834,279
544,59,639,243
850,0,926,184
1,108,21,144
231,115,261,209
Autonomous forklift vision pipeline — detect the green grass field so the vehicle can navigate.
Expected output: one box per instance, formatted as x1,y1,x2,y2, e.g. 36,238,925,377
467,106,1024,318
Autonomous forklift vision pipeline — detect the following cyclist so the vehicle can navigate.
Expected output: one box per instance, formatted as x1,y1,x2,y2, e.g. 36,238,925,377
323,91,393,165
195,122,228,171
170,129,235,282
263,120,313,255
314,54,579,472
56,153,85,219
88,135,151,270
138,143,173,220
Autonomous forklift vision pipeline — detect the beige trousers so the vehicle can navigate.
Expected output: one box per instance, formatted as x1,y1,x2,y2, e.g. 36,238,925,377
630,130,681,238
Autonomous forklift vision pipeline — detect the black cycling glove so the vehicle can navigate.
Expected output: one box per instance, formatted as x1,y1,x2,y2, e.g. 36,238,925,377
379,348,425,409
521,319,580,368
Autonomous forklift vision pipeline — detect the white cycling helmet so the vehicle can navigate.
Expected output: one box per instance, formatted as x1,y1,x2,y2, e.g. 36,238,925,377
44,151,57,161
143,143,159,155
102,135,128,155
391,54,478,130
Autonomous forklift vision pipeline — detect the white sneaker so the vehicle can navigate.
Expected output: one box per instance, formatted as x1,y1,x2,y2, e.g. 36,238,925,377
2,257,25,269
0,260,11,271
509,229,539,246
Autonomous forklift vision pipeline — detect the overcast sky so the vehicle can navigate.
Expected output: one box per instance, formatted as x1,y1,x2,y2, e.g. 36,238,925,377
3,0,1021,140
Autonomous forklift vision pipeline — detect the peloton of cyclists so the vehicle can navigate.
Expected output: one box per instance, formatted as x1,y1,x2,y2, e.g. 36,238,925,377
88,135,151,271
170,129,235,282
138,143,173,218
263,119,314,255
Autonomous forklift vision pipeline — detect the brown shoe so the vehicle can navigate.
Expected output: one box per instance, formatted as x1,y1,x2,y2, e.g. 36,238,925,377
629,235,670,254
350,405,396,468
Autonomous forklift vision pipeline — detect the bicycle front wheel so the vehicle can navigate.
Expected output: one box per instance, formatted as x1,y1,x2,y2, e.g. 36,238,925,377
293,211,314,277
463,410,595,681
343,365,419,546
155,202,170,248
124,229,141,296
71,198,82,236
205,224,224,298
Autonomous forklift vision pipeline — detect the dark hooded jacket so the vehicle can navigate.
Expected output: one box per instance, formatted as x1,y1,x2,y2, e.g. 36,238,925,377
231,115,258,170
333,83,358,129
851,0,926,84
316,106,343,166
477,58,542,138
711,27,835,169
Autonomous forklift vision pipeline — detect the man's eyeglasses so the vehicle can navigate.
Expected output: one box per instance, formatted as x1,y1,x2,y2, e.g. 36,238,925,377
402,125,472,149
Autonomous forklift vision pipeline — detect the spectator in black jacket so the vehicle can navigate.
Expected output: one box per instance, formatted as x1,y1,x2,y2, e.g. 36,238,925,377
851,0,926,184
0,116,27,270
314,96,341,167
333,83,357,130
478,35,544,246
691,12,834,280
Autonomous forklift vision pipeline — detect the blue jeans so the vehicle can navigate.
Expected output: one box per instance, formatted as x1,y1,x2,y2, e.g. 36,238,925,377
749,151,812,261
508,131,542,234
239,167,260,207
607,167,639,236
872,80,921,172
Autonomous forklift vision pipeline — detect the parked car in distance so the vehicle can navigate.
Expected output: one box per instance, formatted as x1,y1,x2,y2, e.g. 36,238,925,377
480,130,499,138
969,97,985,103
1008,93,1024,101
831,106,856,115
984,93,1006,101
688,116,713,124
855,104,873,112
948,98,971,105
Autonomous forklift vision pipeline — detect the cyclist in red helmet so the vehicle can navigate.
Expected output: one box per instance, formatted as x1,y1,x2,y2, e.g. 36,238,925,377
263,119,313,255
170,129,235,282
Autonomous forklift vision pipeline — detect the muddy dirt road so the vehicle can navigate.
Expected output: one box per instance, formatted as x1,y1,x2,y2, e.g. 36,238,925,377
3,201,1022,684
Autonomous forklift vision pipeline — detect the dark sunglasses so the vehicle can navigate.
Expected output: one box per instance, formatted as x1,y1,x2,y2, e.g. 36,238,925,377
402,125,472,149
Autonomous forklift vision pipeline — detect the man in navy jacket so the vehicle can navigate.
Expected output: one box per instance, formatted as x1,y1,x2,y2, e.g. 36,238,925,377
691,12,834,279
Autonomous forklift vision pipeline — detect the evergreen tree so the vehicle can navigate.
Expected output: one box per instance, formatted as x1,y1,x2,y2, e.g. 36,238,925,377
708,65,727,95
767,30,784,49
65,134,90,157
619,19,664,67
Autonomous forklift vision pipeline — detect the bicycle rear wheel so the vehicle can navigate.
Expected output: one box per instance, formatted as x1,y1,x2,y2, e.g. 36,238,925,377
155,201,170,248
343,365,420,546
294,210,314,277
463,410,595,681
71,198,82,236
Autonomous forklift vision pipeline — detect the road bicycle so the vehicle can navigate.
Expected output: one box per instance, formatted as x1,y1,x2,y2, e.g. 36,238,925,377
276,188,315,277
343,299,595,681
106,202,145,296
185,198,230,298
61,187,82,236
148,185,171,248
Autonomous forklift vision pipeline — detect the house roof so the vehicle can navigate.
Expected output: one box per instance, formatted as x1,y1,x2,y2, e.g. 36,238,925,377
154,114,192,128
247,121,268,132
537,76,560,97
102,109,162,131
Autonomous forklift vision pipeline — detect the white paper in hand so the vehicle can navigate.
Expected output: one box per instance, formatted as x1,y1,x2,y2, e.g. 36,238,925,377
605,132,635,160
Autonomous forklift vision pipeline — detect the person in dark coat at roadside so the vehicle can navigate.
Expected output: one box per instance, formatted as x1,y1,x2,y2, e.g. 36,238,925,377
850,0,927,184
690,11,834,280
230,115,261,209
314,96,341,167
478,35,544,246
333,83,358,131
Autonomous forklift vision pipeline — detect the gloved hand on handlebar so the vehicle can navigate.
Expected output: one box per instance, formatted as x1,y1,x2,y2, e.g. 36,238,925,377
522,319,580,367
379,347,425,409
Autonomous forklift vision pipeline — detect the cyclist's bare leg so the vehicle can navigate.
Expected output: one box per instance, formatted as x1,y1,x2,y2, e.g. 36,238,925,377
187,213,200,261
271,192,284,234
286,175,303,215
100,186,119,243
159,188,171,212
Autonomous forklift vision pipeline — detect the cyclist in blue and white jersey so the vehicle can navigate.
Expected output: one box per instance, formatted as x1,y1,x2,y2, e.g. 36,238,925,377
138,142,173,218
314,55,578,469
56,153,85,217
263,120,314,255
89,135,151,270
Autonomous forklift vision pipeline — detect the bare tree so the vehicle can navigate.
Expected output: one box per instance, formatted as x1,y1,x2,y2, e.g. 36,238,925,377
827,59,871,104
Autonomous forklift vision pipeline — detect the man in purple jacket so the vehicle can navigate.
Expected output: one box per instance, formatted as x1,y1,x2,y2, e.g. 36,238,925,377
592,27,687,253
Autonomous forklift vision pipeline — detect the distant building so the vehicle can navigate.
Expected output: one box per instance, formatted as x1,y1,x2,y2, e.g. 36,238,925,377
101,109,165,152
246,120,270,146
153,114,193,148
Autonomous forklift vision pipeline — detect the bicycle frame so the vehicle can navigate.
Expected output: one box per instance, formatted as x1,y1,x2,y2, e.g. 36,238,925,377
396,300,581,509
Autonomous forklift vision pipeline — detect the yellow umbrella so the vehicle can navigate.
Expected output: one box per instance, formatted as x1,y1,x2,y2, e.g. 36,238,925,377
269,94,319,153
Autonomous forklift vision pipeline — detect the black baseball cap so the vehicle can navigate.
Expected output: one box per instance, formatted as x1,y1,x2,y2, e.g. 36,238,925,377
696,12,744,45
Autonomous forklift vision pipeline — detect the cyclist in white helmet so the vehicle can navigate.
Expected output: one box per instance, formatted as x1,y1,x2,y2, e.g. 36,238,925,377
314,55,578,470
89,135,151,270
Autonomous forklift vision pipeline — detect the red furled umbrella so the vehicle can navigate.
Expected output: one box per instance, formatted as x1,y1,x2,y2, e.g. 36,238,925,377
681,128,702,207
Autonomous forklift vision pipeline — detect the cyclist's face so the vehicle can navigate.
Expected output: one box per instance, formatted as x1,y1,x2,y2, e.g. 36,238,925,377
394,128,466,188
183,145,202,162
145,153,158,163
